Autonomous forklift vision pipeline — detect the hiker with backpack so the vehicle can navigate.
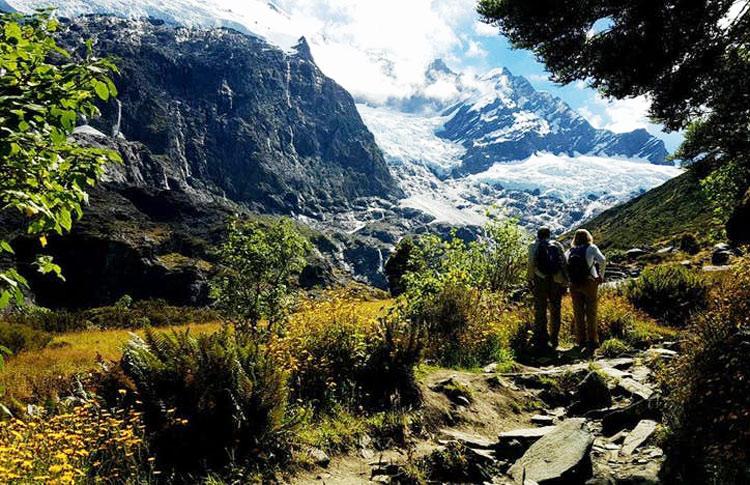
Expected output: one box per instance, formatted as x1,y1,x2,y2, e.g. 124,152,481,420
566,229,607,352
527,227,568,351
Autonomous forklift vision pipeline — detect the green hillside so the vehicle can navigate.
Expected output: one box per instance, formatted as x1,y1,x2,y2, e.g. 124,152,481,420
576,171,721,250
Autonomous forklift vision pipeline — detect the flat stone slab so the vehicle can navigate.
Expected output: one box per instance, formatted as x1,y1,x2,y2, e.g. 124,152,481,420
531,414,556,426
644,348,678,360
621,420,658,455
438,429,495,449
597,357,635,369
598,366,632,382
499,426,556,443
617,378,654,400
509,418,594,484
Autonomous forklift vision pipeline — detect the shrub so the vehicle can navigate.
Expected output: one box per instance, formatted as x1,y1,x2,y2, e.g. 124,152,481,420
418,284,523,368
211,217,311,336
277,294,377,408
83,299,218,329
121,327,295,474
0,400,151,483
358,305,425,409
0,322,52,354
6,300,218,333
562,289,675,348
385,237,415,296
660,258,750,484
421,441,495,483
473,216,530,292
625,264,710,326
5,307,82,333
400,218,529,299
598,338,631,357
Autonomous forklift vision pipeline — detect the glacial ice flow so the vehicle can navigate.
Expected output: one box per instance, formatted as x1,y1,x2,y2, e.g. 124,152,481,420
470,153,682,200
358,103,682,229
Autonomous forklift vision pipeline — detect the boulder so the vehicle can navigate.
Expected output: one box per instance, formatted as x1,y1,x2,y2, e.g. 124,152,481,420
497,426,556,460
498,426,557,445
509,419,594,484
621,420,658,455
305,447,330,468
531,414,556,426
438,429,495,450
711,249,733,266
602,396,661,436
625,248,649,260
644,348,677,361
430,376,473,405
569,372,612,415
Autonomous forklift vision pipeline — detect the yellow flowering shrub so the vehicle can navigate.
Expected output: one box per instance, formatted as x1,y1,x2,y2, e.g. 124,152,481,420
270,291,384,407
561,289,676,347
418,284,526,368
0,401,152,484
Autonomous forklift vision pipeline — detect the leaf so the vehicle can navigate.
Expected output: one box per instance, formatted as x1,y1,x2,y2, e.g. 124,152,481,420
4,22,22,42
59,208,72,232
0,241,13,254
60,110,77,132
94,80,110,101
0,291,10,310
39,235,47,247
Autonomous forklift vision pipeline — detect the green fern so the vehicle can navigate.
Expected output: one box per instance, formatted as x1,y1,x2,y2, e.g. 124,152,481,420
121,327,294,474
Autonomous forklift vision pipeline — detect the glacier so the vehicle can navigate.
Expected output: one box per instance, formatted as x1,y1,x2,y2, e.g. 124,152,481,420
359,103,682,232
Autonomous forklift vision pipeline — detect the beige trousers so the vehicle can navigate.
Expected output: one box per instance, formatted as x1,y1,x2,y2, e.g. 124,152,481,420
570,279,599,346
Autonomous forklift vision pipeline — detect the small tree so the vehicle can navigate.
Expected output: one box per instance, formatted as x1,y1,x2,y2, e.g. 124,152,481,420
210,217,311,336
0,10,120,308
472,216,529,292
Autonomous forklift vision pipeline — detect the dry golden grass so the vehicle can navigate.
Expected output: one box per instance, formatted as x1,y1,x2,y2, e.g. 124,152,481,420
0,322,222,404
1,295,391,405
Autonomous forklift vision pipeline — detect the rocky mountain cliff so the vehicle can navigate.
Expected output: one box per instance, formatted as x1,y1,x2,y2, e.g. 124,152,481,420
4,15,407,307
64,16,400,215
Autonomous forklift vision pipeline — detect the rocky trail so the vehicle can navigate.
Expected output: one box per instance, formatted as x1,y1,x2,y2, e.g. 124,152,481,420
296,343,678,484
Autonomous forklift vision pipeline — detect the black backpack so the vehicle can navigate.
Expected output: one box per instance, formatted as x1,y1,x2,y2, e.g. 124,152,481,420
535,240,562,276
567,245,591,285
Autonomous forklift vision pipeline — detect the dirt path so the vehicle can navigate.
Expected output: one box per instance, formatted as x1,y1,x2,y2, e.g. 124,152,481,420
289,343,677,484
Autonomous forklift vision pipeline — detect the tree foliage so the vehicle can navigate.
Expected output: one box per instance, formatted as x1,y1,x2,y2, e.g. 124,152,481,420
399,217,529,304
210,217,311,336
0,10,120,308
477,0,750,213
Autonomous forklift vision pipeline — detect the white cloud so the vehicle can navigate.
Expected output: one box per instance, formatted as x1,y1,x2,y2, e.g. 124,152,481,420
593,95,653,132
577,106,604,129
465,39,487,58
272,0,479,104
473,21,498,37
